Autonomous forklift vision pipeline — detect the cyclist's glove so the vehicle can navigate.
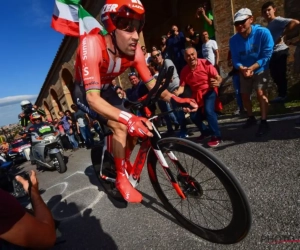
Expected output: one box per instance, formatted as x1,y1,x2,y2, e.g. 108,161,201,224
118,111,150,138
171,95,198,109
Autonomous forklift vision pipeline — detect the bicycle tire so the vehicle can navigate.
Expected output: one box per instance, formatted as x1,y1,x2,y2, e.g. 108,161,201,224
147,138,251,244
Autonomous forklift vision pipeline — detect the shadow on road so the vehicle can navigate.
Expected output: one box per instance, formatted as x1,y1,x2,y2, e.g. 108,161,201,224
188,119,300,150
140,191,183,228
47,194,118,250
84,165,128,209
84,166,182,228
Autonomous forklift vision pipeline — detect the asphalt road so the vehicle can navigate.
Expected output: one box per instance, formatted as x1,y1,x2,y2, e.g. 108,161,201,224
18,118,300,250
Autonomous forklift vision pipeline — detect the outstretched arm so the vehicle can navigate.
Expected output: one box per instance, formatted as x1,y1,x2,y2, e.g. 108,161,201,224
0,171,56,248
134,45,198,112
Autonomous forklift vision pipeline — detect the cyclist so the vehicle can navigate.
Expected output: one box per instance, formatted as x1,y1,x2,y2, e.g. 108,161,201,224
72,0,197,203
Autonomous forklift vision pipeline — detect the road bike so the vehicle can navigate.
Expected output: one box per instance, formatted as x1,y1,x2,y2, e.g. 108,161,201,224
91,67,252,244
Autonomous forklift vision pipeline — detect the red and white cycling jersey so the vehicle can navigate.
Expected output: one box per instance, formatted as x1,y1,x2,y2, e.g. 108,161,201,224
74,34,153,93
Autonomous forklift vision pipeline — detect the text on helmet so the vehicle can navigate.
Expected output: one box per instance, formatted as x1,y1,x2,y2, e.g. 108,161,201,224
102,4,118,14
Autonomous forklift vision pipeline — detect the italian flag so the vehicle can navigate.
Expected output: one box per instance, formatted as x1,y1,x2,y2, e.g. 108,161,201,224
51,0,107,37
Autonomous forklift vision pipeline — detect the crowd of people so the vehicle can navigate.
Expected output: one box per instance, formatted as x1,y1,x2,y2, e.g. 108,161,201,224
1,1,300,248
129,1,300,143
50,108,103,151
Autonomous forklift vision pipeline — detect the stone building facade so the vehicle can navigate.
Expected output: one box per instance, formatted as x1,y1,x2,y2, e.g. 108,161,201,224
36,0,299,121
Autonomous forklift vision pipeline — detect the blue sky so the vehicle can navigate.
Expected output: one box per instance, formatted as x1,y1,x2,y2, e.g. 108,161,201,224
0,0,64,126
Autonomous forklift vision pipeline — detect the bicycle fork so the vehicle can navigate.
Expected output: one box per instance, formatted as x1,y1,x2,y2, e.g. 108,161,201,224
149,122,187,199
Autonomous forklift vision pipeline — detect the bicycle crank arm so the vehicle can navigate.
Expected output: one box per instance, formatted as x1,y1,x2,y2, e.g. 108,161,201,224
100,174,116,183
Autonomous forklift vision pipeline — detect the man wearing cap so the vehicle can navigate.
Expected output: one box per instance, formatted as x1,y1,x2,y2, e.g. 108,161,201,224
229,8,274,137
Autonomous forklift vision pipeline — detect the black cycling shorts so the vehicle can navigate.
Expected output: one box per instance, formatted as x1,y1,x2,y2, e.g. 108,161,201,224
72,83,130,125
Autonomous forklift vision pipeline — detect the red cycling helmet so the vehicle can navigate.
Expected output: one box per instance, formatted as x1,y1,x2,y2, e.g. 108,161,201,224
100,0,145,33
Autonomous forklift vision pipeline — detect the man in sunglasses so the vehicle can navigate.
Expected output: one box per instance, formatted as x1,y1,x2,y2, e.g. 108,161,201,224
73,0,197,203
229,8,274,137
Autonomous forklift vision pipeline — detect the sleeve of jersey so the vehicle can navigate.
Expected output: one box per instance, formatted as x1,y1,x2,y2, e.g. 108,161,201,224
133,45,155,85
78,35,103,94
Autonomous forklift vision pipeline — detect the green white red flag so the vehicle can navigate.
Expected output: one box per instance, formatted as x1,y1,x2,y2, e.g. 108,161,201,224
51,0,107,37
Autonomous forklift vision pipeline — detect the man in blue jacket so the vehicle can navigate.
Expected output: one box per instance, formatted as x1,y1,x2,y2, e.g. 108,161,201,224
230,8,274,137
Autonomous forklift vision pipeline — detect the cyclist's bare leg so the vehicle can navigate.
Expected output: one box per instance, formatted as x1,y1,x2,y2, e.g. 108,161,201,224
107,120,142,203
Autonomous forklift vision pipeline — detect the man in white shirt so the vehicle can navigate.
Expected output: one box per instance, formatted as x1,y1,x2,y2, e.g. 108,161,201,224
201,30,219,69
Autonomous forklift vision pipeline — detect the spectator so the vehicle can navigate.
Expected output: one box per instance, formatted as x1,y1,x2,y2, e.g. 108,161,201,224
71,104,94,149
201,30,219,69
126,72,156,117
227,50,244,115
196,1,215,40
185,24,203,58
261,1,300,103
174,47,223,147
151,45,158,51
148,58,180,135
160,35,168,59
0,170,56,249
166,25,186,73
92,120,105,142
65,109,84,148
141,46,151,65
58,111,79,151
230,8,274,137
150,51,182,136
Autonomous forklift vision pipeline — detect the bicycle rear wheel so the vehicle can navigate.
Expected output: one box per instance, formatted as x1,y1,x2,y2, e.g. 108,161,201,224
147,138,251,244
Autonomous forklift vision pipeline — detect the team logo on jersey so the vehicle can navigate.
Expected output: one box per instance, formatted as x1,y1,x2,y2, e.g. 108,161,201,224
83,67,89,76
82,37,88,60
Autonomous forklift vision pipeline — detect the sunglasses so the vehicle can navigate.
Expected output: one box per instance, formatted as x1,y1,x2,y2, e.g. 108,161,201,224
152,53,161,59
115,17,145,33
234,18,249,26
128,72,137,77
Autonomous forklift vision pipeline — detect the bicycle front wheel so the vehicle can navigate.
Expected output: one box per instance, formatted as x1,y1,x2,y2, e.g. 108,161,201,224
147,138,251,244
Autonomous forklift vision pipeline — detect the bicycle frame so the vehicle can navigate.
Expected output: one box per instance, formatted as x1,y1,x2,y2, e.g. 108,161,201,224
98,114,187,199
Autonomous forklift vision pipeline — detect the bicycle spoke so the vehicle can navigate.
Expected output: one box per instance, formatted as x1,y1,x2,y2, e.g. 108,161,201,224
195,198,231,227
187,197,217,228
201,194,232,213
186,197,203,226
199,175,218,184
167,197,182,201
202,187,226,192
